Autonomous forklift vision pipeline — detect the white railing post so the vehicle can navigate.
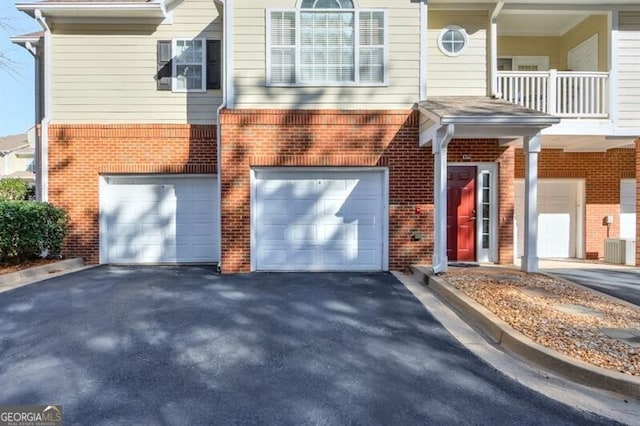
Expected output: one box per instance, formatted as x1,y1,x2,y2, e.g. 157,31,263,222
547,69,557,115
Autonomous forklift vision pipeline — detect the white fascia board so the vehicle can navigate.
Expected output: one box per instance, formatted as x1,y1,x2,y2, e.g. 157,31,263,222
10,35,43,45
541,119,616,135
16,2,166,19
440,115,561,127
429,0,640,9
419,122,442,147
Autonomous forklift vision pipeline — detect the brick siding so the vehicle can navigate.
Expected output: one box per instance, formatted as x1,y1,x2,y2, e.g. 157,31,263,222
515,147,637,261
219,109,514,273
48,124,217,263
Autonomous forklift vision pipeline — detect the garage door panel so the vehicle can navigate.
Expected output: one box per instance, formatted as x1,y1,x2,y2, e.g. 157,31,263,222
321,224,347,241
254,170,385,271
515,180,579,259
101,175,218,264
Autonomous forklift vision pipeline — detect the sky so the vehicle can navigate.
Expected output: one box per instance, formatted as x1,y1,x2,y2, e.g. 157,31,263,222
0,2,40,137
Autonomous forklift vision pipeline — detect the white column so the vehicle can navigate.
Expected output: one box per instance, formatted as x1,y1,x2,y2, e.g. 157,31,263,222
433,143,448,271
432,124,454,274
522,132,541,273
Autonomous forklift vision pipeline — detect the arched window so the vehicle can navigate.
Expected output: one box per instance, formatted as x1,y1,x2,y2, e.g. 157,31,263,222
268,1,386,85
300,0,354,8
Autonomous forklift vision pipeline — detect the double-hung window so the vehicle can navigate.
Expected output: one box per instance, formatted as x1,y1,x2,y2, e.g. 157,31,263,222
156,39,221,92
267,0,387,86
173,39,206,92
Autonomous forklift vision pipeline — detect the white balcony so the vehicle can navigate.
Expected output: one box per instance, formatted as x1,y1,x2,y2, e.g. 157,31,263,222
497,70,610,119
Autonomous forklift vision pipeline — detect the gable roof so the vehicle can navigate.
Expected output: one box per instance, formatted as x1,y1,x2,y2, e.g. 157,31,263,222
0,134,30,154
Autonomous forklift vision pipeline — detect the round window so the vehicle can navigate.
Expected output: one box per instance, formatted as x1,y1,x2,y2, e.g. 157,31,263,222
437,26,468,57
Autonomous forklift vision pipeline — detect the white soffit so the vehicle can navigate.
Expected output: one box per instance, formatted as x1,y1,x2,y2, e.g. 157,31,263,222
541,135,637,152
497,13,592,36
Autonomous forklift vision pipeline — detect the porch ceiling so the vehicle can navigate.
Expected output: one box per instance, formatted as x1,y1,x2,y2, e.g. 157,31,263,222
418,96,560,143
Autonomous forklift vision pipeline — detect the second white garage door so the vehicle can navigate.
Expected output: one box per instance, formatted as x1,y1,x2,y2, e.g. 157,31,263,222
100,175,219,264
515,179,583,258
253,169,387,271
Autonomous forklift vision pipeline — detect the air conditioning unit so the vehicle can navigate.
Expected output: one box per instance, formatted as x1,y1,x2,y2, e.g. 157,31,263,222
604,238,637,265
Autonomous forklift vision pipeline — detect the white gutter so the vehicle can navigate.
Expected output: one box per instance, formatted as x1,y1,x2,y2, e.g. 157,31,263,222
215,0,234,271
419,0,428,101
16,2,165,14
35,10,50,202
431,123,455,274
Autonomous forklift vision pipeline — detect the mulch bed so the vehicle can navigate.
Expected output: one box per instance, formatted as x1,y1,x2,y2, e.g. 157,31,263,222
442,267,640,376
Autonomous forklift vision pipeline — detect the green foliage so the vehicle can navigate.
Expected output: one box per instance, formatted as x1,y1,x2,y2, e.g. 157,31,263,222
0,201,69,263
0,178,29,201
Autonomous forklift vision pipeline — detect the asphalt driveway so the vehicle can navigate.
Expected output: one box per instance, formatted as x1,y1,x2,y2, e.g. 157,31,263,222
0,266,616,425
541,262,640,307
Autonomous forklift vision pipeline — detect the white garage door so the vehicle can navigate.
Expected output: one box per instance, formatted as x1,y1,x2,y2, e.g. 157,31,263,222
620,179,637,240
253,169,386,271
515,180,581,258
100,175,219,264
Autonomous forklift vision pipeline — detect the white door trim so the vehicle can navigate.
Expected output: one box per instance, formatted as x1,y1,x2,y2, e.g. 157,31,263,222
250,167,389,272
449,163,499,263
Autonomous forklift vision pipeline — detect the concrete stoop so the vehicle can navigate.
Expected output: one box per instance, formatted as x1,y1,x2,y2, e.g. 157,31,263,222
410,265,640,400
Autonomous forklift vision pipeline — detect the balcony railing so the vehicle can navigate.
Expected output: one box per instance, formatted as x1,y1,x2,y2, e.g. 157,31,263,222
497,70,609,118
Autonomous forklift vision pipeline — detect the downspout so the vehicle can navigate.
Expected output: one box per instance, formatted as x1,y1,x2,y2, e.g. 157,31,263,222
35,10,50,202
215,0,234,272
419,0,427,101
431,123,455,274
25,41,42,200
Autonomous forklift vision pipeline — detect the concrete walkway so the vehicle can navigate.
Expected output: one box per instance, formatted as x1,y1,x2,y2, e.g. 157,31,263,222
538,259,640,307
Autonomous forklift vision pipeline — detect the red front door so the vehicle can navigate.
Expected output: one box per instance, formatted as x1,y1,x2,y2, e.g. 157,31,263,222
447,166,476,262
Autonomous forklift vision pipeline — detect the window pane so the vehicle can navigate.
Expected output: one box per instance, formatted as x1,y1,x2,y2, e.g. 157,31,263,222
299,11,355,83
360,11,384,46
271,12,296,45
315,0,341,8
359,47,383,83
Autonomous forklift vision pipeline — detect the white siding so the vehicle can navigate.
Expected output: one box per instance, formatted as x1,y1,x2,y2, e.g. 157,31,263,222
617,12,640,130
427,11,488,97
50,0,222,124
233,0,420,109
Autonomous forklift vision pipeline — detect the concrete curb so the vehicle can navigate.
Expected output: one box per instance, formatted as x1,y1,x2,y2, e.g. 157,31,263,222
411,265,640,400
0,258,87,292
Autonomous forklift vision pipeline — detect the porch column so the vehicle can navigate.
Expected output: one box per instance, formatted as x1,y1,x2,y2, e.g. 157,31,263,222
432,124,454,274
636,138,640,267
522,132,541,273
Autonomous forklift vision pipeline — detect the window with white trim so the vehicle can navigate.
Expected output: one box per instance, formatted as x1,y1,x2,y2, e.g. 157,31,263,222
173,39,206,92
267,1,387,86
437,25,468,57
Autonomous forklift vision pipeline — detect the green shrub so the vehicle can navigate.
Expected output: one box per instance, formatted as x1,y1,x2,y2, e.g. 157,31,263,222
0,178,30,201
0,201,69,263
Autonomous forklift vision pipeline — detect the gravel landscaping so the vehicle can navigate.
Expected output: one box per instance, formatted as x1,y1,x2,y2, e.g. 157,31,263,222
442,267,640,376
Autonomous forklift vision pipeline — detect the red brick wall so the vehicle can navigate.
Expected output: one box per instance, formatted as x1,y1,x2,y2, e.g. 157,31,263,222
48,124,217,263
515,148,636,260
219,109,513,273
